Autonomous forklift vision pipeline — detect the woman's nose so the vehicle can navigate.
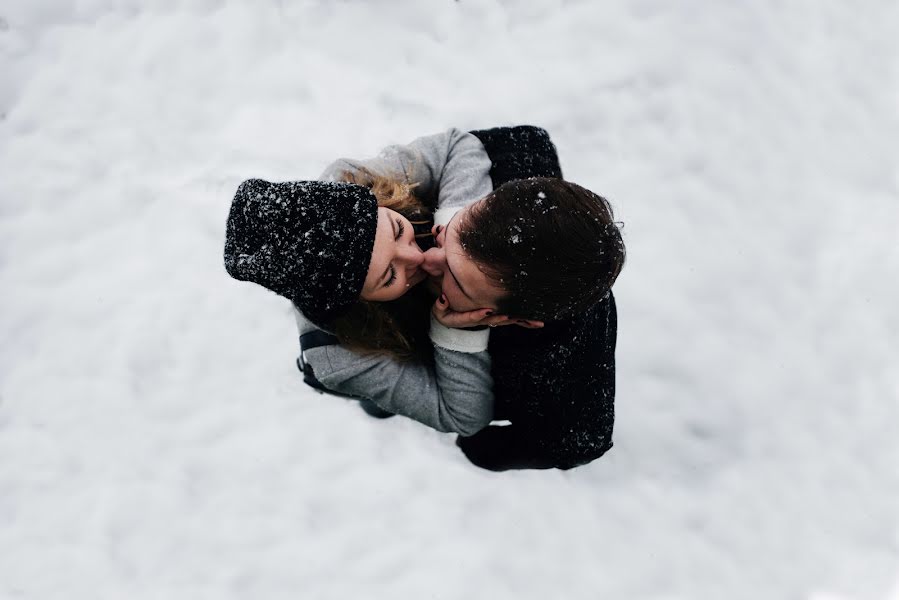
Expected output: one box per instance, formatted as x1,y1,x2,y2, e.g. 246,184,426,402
421,247,445,277
399,242,425,267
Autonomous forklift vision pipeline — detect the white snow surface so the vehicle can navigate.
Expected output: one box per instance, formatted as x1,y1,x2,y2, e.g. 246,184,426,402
2,1,898,599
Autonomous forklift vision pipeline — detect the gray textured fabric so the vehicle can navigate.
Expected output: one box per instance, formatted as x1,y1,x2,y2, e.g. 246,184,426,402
295,313,494,436
319,127,494,225
294,128,495,436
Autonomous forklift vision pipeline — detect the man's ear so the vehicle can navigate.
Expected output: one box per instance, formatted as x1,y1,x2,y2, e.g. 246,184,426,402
513,319,544,329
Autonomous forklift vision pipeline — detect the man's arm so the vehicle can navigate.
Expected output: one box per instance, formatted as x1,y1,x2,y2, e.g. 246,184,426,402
455,425,557,471
458,294,619,471
456,410,614,472
455,372,614,471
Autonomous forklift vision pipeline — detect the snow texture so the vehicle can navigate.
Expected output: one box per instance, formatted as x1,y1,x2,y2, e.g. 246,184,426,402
1,1,897,599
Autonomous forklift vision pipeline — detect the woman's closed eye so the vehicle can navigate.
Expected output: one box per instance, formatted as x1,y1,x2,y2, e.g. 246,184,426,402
381,218,406,288
383,264,397,288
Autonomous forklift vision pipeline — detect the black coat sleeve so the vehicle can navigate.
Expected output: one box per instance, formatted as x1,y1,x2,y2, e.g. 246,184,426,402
455,353,615,471
458,293,618,472
455,425,556,471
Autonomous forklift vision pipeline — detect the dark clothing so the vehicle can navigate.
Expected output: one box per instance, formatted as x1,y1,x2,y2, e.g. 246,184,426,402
459,126,618,471
224,179,378,329
470,125,564,187
463,293,617,470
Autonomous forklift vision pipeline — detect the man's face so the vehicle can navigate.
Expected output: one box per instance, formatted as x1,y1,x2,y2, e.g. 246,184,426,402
421,200,507,313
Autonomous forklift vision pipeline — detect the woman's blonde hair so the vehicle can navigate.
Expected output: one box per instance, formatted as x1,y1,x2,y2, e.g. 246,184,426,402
343,168,422,215
329,168,435,363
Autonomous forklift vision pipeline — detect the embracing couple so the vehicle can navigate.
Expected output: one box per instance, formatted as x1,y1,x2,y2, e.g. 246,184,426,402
224,126,625,471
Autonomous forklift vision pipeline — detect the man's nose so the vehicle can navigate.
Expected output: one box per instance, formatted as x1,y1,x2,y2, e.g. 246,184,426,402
421,247,445,277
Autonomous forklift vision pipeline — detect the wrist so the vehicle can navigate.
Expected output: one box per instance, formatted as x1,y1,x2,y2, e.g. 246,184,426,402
429,314,490,353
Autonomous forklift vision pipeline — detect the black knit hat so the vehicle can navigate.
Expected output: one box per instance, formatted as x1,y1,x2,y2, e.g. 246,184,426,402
224,178,378,327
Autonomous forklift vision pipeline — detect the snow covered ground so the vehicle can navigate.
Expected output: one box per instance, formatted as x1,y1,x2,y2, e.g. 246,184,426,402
1,1,897,598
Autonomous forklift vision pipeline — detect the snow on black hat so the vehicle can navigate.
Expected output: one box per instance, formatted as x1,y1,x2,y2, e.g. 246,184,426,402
224,178,378,327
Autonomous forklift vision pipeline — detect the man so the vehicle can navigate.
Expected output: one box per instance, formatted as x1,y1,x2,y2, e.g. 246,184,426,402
305,126,625,471
423,127,624,470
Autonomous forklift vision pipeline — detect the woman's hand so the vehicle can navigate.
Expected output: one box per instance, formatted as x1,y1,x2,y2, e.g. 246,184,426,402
432,294,514,329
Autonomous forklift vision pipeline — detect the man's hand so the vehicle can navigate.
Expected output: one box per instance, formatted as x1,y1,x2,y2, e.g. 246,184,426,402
432,294,514,329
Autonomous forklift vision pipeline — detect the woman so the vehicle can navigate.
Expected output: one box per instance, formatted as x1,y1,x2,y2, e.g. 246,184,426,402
225,128,504,436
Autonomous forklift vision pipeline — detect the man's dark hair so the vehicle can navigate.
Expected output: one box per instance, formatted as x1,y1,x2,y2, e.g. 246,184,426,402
459,177,625,321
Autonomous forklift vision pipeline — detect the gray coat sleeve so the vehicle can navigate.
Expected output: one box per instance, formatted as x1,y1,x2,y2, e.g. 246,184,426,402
296,309,493,436
307,343,494,437
319,127,494,225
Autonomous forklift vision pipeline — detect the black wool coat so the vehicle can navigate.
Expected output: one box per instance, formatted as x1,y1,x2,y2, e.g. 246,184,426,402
458,126,618,470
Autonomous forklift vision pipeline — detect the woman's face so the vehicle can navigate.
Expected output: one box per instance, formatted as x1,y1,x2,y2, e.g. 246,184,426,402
360,207,426,301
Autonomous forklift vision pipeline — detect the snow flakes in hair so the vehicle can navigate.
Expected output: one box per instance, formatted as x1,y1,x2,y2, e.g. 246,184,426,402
224,178,378,328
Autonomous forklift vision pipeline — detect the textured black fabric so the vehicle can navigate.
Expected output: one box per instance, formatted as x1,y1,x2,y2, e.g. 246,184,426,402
469,125,563,188
483,293,617,469
224,178,378,328
459,125,617,470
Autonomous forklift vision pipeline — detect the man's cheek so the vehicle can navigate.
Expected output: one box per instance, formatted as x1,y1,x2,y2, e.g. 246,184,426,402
445,292,474,313
442,289,459,310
